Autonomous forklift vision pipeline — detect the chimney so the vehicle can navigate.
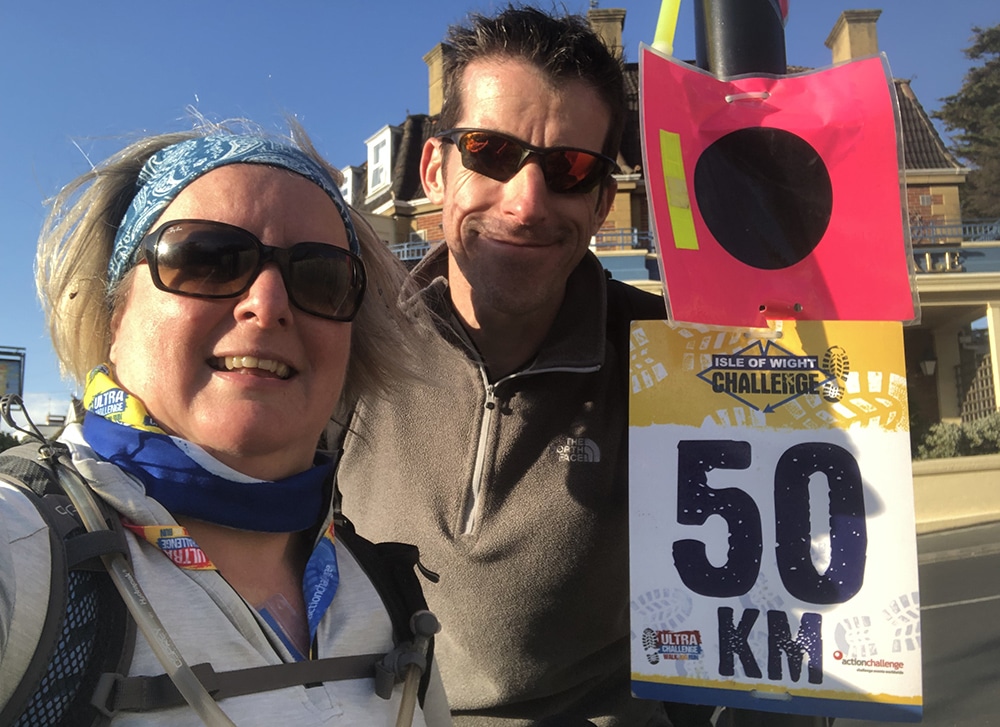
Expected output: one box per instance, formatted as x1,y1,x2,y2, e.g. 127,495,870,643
425,43,447,117
587,7,626,59
825,9,882,64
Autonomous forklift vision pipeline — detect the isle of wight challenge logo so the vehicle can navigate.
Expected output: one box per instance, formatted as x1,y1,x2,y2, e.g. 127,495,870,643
697,339,849,413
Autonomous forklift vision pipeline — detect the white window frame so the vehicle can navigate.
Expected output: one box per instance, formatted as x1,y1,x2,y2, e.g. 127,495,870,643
339,165,357,206
365,126,399,198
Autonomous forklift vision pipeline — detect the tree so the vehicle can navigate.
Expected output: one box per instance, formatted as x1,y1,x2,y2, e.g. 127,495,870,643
933,24,1000,220
0,430,20,452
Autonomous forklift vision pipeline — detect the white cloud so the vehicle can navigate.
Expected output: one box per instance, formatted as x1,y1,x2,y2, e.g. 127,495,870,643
1,392,75,435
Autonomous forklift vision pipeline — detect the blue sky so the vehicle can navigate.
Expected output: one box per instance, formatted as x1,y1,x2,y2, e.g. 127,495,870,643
1,0,997,428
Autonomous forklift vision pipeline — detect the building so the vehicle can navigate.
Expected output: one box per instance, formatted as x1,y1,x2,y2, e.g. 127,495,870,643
343,8,1000,429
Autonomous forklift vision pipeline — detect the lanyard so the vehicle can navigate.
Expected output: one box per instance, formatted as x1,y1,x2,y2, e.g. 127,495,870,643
125,520,341,646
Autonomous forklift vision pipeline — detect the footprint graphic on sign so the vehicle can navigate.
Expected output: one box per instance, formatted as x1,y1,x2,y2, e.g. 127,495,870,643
630,325,669,393
834,614,880,658
883,591,921,653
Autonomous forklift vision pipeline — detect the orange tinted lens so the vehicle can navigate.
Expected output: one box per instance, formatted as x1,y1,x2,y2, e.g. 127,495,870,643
460,132,526,182
542,150,604,192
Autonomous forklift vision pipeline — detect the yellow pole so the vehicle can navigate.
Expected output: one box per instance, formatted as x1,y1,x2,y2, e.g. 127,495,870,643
652,0,682,55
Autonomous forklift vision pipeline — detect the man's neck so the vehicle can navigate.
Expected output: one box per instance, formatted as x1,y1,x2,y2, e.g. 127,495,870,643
447,271,561,380
461,306,558,380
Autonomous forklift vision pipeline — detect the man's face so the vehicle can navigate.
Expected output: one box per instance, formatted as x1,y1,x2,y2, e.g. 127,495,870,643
421,58,617,324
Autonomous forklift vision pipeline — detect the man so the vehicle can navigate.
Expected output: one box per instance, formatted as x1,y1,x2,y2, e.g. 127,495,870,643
336,6,712,726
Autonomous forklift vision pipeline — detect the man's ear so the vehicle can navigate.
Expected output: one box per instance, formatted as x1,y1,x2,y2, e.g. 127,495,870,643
420,138,446,205
593,177,618,232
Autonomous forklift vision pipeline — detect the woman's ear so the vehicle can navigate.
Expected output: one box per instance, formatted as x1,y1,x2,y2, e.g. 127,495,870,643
108,315,121,367
107,284,129,367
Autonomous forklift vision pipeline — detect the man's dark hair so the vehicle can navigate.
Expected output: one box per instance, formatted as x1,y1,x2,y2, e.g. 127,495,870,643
439,4,627,160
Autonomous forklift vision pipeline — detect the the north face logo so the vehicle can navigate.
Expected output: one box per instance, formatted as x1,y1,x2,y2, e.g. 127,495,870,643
555,437,601,463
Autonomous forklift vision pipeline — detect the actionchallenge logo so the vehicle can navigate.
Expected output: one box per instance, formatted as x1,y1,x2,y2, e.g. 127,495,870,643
832,650,906,674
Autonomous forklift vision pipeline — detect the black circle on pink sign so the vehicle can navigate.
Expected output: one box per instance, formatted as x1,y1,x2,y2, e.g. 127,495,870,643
693,128,833,270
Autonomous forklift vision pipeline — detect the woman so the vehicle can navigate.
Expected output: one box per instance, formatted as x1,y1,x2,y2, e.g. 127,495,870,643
0,124,450,725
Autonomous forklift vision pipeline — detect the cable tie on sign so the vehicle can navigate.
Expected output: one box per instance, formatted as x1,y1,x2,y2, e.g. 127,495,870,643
749,689,793,701
744,318,784,340
726,92,771,103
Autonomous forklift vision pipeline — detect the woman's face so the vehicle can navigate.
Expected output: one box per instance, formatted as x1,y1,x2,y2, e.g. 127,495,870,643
109,164,352,480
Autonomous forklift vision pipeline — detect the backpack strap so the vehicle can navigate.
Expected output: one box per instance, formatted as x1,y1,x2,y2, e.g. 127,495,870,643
90,654,386,715
0,443,136,727
335,514,438,706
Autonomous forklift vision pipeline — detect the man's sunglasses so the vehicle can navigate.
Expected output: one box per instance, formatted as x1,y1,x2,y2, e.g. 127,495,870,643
436,128,618,194
137,219,367,322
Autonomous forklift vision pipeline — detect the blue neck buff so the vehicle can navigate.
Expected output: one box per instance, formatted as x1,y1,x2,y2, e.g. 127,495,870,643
82,366,332,533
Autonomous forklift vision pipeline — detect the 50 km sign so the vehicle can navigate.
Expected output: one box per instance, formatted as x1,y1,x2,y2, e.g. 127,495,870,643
629,321,922,723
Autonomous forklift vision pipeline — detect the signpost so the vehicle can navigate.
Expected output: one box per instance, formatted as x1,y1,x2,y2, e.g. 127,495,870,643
0,348,26,401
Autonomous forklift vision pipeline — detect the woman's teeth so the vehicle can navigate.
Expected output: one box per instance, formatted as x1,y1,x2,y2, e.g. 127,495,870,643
223,356,291,379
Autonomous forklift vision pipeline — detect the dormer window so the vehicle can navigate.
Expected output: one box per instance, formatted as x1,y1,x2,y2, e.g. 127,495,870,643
365,126,401,198
339,165,361,206
371,141,386,187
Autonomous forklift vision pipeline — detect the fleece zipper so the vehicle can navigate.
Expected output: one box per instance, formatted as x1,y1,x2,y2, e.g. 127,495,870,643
458,361,602,535
461,372,497,535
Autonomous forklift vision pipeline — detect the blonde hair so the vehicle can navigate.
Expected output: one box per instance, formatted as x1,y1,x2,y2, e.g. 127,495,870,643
36,119,418,407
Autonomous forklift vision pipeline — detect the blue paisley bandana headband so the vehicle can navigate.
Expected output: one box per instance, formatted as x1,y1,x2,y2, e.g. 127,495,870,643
108,134,360,287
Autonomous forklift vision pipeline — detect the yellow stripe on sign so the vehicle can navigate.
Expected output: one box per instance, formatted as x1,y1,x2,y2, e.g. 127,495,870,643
660,130,698,250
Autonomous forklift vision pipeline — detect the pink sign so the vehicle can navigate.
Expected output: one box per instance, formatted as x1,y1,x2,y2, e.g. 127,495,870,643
640,48,918,327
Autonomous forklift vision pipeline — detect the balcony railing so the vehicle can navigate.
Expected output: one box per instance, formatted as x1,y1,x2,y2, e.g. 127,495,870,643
389,220,1000,274
910,219,1000,274
388,239,431,261
590,228,654,251
909,219,1000,245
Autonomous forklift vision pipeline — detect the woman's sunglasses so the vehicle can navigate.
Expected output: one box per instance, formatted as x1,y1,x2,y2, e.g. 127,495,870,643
436,128,618,194
136,219,367,322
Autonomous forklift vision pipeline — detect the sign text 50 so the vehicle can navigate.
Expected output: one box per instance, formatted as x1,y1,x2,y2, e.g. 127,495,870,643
673,440,867,604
